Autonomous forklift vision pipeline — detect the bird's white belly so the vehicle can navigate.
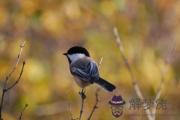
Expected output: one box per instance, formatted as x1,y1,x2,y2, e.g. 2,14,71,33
73,76,90,88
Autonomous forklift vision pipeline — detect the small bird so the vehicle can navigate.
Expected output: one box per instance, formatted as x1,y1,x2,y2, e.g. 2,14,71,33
63,46,116,92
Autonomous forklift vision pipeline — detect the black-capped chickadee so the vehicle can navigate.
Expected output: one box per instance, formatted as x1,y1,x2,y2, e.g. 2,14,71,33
63,46,116,92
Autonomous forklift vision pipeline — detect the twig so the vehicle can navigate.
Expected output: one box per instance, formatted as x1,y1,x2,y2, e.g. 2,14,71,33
0,61,25,120
87,88,100,120
4,41,26,86
78,89,86,120
152,66,165,120
151,40,175,120
151,44,173,120
98,57,103,69
113,27,153,120
0,41,26,120
18,104,28,120
6,61,26,91
0,91,5,120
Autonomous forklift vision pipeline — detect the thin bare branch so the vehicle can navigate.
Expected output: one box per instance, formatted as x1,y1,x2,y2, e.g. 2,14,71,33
113,27,153,120
87,88,100,120
152,57,171,119
4,41,26,86
152,66,165,120
98,57,103,69
6,61,25,91
18,104,28,120
152,40,175,120
0,92,5,120
0,61,26,120
113,28,136,84
0,41,26,120
78,89,86,120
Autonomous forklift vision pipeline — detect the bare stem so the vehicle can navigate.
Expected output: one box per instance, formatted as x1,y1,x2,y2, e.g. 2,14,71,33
152,64,165,120
18,104,28,120
6,61,25,91
87,88,100,120
98,57,103,69
0,41,26,120
113,27,153,120
0,61,25,120
0,92,5,120
4,41,26,86
151,39,175,120
79,89,86,120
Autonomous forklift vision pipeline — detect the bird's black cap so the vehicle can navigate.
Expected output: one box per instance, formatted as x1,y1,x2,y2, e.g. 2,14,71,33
64,46,90,57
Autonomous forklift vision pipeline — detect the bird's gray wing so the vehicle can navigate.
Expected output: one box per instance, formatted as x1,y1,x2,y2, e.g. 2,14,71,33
70,58,99,82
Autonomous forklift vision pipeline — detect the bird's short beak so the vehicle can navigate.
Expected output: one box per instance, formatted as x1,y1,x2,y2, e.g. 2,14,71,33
63,53,67,56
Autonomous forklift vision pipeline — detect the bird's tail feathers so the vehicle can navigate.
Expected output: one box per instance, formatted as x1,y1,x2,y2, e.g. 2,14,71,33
95,77,116,92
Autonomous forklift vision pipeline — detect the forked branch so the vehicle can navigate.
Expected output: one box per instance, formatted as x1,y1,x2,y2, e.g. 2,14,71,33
18,104,28,120
87,88,100,120
113,27,153,120
151,40,175,120
0,41,26,120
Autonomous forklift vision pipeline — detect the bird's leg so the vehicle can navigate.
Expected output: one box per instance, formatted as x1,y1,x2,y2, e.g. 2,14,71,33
79,88,86,120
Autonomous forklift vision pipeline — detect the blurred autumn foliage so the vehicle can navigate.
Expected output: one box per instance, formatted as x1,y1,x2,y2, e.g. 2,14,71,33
0,0,180,120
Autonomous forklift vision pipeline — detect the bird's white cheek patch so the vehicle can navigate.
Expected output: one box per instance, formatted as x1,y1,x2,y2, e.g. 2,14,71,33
68,54,85,63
